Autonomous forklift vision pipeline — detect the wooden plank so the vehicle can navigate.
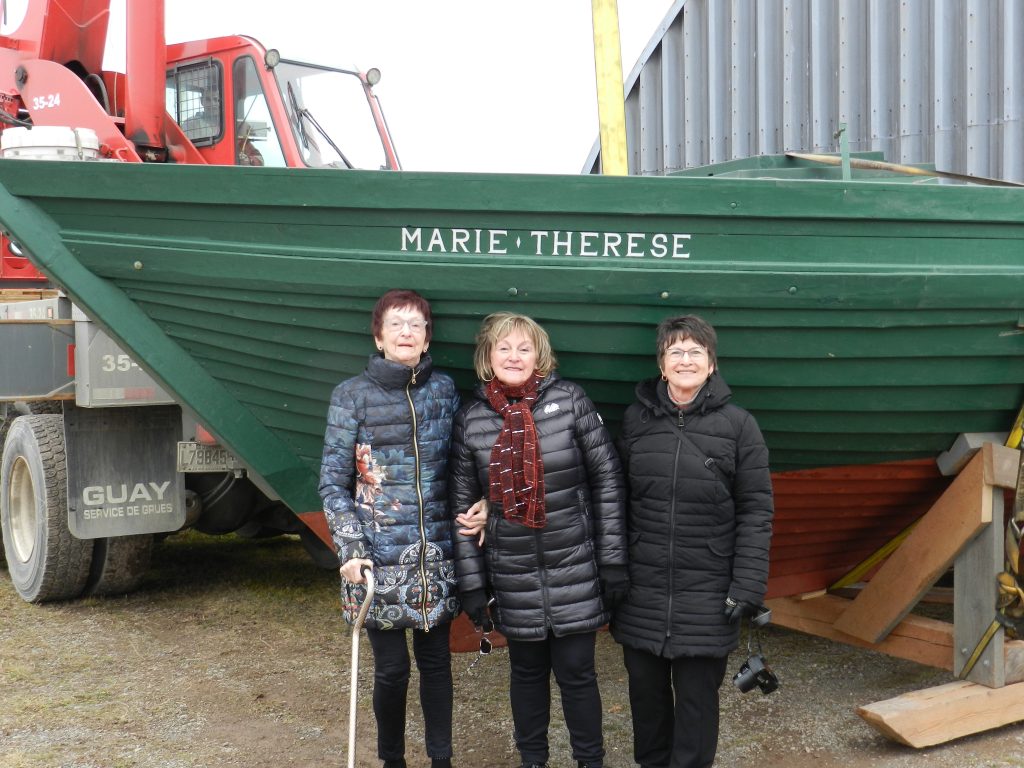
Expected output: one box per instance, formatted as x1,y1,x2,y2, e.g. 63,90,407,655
767,595,953,671
857,679,1024,747
954,485,1005,686
833,447,993,643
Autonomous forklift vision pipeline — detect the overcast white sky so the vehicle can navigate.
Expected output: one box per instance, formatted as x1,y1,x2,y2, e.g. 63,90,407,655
150,1,675,174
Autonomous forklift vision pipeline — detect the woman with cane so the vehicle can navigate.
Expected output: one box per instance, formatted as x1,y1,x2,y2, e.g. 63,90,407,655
320,289,485,768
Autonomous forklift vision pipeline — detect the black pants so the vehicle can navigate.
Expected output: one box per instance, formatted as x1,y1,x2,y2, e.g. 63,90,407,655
366,622,453,761
622,646,728,768
506,630,604,767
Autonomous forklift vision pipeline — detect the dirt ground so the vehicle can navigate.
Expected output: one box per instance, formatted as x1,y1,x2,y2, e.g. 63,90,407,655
2,532,1024,768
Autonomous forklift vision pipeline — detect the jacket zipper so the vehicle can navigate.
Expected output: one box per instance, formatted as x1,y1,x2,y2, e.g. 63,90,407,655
536,527,552,625
406,369,430,630
666,411,683,640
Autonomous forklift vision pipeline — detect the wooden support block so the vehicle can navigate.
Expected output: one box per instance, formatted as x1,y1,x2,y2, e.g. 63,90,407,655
857,679,1024,747
767,595,953,671
834,446,1001,644
769,595,1024,683
937,433,1010,476
984,442,1021,489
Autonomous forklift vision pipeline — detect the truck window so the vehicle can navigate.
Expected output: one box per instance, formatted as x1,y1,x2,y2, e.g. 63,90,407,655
232,56,286,168
273,60,389,170
166,60,224,146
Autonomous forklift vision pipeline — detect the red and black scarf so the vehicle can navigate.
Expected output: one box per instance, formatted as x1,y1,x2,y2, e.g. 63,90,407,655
486,373,546,528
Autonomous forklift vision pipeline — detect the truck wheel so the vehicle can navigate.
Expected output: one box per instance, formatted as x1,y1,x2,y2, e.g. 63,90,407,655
83,534,154,596
0,414,93,602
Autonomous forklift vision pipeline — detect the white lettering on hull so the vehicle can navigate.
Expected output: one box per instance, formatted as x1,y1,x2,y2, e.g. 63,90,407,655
400,227,692,259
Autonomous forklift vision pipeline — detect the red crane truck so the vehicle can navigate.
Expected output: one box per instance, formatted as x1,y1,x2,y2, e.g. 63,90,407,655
0,0,399,602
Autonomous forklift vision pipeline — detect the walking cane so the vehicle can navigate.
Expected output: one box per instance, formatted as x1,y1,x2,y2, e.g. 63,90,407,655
348,565,375,768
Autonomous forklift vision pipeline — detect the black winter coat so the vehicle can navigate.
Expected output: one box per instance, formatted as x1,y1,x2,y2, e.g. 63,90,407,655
611,373,773,658
319,354,460,631
449,373,626,640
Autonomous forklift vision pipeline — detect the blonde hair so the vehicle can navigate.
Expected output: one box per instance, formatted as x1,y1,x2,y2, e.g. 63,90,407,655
473,312,557,381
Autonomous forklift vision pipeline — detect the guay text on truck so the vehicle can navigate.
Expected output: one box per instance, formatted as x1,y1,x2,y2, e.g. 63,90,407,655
81,481,174,519
400,227,692,259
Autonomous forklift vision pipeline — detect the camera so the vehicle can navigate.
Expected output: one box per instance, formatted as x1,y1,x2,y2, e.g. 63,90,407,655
732,653,779,694
731,604,779,695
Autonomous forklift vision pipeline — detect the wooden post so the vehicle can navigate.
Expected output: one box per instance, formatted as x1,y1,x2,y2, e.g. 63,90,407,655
953,483,1005,686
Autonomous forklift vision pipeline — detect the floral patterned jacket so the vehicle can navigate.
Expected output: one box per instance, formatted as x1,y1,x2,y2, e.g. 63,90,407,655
319,353,460,630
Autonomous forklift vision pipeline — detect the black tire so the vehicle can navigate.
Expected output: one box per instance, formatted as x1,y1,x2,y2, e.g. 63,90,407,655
83,534,154,597
0,414,93,602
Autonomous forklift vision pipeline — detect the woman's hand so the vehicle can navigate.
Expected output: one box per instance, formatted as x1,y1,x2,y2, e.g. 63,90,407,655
340,557,373,583
456,498,489,546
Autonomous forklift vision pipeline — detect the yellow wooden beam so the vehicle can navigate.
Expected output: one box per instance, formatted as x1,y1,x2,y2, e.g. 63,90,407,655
591,0,628,176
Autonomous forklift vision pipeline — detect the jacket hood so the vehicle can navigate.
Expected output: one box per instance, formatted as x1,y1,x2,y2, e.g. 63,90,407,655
364,353,433,390
634,371,732,417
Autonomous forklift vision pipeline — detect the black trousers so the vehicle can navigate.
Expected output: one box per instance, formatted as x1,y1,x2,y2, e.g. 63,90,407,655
506,630,604,767
622,646,728,768
366,622,453,761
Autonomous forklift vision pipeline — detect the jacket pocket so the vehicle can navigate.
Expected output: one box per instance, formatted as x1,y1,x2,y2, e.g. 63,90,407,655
576,488,595,541
706,531,735,557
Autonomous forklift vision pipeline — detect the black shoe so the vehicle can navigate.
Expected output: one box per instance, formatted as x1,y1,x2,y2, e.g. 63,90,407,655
431,760,452,768
382,760,406,768
521,763,547,768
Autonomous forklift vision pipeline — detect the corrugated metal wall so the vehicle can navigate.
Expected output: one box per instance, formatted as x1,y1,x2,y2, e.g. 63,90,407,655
585,0,1024,181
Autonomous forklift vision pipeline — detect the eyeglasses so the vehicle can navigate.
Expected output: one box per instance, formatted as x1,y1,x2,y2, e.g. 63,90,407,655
384,318,428,333
665,347,707,362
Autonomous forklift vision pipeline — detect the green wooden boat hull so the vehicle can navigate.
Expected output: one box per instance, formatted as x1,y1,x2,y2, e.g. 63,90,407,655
0,157,1020,548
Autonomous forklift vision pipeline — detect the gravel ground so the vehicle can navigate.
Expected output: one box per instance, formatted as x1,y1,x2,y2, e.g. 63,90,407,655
1,531,1024,767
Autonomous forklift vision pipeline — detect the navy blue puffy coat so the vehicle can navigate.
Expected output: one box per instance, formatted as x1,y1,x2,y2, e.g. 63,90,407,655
319,354,459,630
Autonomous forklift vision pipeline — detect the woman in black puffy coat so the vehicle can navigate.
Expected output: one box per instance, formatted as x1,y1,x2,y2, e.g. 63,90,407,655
612,314,774,768
449,312,626,768
319,289,486,768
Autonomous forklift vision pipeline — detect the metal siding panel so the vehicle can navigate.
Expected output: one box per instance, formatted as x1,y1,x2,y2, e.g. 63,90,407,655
637,49,663,176
731,0,757,159
839,0,870,151
661,21,685,173
1001,0,1024,180
810,1,839,151
965,0,994,176
683,2,708,166
783,2,811,150
594,0,1024,181
932,0,961,173
868,0,899,162
707,1,731,162
898,1,930,162
756,0,785,154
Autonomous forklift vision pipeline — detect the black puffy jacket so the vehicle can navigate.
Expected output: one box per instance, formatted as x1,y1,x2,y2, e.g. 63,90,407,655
611,373,773,658
449,373,626,639
319,354,460,631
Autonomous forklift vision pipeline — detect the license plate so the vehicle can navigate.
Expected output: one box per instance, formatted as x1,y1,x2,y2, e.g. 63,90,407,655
177,442,242,473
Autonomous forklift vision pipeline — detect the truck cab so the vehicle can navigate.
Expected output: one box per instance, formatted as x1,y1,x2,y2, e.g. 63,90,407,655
0,1,398,602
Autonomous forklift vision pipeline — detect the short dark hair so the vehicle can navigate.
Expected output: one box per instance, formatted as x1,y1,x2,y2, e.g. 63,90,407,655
371,289,433,342
656,315,718,368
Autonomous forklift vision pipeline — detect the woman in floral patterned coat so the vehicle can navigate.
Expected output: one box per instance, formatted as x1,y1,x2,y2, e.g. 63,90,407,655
319,289,485,768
